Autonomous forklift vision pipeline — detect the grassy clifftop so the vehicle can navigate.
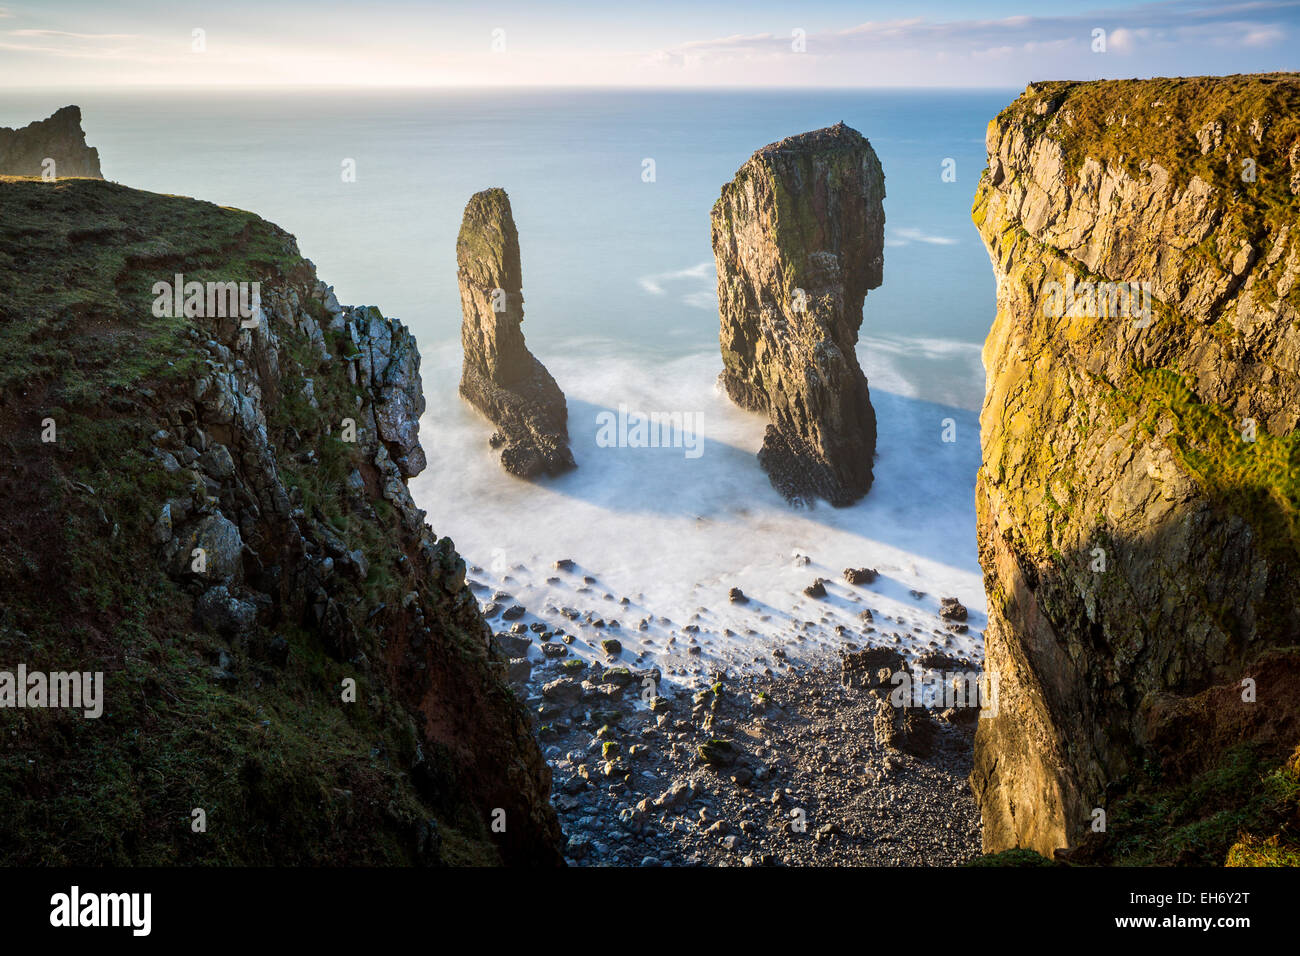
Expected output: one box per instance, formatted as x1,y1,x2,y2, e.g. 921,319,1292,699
998,74,1300,199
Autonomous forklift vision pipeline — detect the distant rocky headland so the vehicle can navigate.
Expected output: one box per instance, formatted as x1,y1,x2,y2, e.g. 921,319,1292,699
0,105,101,179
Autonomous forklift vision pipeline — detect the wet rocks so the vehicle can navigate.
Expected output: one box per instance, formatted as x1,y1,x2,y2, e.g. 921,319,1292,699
711,123,884,506
542,678,583,707
540,657,980,867
872,698,937,758
492,633,533,658
456,188,576,478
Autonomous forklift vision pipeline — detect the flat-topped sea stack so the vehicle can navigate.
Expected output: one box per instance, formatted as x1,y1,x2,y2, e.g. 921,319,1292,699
0,105,102,178
457,188,576,478
711,122,884,506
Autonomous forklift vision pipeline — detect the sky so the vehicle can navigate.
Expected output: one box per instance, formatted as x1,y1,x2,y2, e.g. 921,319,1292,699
0,0,1295,88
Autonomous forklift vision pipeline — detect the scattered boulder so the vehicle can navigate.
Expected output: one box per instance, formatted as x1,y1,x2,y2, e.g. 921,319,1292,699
492,633,532,658
541,678,583,707
939,597,968,621
698,738,737,767
872,698,937,758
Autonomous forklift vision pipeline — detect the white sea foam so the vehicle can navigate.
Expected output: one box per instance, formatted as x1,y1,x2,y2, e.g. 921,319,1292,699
637,261,715,295
410,338,986,689
886,227,960,246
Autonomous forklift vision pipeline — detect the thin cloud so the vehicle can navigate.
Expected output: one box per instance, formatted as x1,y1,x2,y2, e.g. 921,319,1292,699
10,29,140,39
649,0,1293,64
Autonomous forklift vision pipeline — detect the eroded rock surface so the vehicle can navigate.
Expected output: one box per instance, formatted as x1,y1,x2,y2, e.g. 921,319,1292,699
711,123,884,506
457,188,575,478
971,76,1300,859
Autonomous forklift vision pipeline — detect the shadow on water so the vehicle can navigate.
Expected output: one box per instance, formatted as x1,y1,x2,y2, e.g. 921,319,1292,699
524,389,983,574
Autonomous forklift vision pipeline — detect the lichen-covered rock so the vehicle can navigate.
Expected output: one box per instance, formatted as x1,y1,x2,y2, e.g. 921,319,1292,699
711,123,884,506
971,76,1300,859
0,106,102,178
456,188,575,478
335,304,427,477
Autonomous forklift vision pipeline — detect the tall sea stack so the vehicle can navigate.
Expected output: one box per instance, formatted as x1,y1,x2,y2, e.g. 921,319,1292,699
456,188,576,478
0,105,102,178
711,123,884,506
972,76,1300,863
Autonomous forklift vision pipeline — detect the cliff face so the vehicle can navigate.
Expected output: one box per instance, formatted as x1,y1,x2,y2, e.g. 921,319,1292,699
711,123,884,507
457,188,576,478
972,76,1300,861
0,106,102,178
0,176,563,865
